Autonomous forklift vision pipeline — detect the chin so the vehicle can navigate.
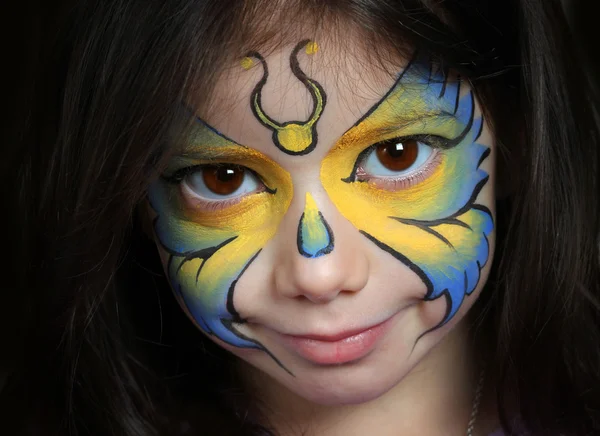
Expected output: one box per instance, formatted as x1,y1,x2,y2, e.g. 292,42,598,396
277,358,411,406
300,385,392,406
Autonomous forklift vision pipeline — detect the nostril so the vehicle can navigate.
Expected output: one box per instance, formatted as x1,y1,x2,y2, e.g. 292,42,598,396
300,289,341,304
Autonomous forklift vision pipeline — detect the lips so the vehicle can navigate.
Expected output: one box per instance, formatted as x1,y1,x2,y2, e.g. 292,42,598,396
278,316,395,365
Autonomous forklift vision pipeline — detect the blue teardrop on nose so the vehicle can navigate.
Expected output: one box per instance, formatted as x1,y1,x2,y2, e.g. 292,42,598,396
297,209,334,258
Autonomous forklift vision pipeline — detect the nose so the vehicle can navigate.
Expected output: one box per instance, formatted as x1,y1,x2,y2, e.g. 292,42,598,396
273,193,369,303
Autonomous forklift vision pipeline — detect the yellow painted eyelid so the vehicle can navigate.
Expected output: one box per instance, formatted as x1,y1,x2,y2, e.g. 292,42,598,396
322,123,456,183
332,115,465,154
168,146,292,188
167,148,292,229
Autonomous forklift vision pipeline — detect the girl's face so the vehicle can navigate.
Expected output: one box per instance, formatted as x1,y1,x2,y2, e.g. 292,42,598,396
148,40,495,405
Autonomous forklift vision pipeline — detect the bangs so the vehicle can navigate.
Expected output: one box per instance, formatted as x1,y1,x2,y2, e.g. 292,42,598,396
177,0,509,115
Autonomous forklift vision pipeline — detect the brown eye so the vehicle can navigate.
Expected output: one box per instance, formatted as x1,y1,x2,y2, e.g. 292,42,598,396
201,165,245,195
354,137,437,190
375,139,419,171
183,164,262,202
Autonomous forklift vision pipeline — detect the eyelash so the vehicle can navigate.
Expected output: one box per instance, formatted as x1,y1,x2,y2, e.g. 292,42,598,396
182,192,249,212
163,164,268,211
349,134,447,190
354,150,442,190
162,165,207,184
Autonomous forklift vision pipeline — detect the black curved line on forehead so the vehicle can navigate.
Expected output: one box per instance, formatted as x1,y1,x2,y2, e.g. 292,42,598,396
245,40,327,156
247,40,326,126
246,50,280,128
289,39,327,123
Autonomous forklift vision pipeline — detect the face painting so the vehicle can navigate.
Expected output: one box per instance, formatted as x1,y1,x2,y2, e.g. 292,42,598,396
148,122,294,367
297,192,335,258
321,57,493,329
148,42,493,377
244,40,326,155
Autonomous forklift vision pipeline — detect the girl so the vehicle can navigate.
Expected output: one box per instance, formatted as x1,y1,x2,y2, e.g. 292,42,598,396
2,0,599,435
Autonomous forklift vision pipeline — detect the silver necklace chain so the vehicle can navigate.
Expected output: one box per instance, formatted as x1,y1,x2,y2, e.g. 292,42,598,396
466,367,486,436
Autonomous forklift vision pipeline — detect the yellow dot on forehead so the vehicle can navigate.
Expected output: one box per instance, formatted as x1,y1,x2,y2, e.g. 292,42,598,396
240,57,254,70
305,41,319,55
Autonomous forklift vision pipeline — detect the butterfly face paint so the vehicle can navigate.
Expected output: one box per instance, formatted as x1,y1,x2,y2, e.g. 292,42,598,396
321,58,494,330
148,121,293,368
149,43,493,383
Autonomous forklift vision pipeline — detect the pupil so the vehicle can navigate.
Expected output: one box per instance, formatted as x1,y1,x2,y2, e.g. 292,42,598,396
387,142,405,158
218,167,237,182
375,139,418,171
203,165,244,195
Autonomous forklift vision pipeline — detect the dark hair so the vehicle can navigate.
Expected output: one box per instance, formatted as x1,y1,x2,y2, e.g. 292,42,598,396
2,0,599,435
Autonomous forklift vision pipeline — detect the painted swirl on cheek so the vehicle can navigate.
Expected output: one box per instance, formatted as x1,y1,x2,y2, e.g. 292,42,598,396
148,120,293,368
321,58,494,330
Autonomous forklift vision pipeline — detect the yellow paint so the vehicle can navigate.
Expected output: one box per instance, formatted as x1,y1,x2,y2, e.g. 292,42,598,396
321,139,486,270
275,122,314,153
251,78,324,154
302,192,327,241
321,124,457,218
155,61,491,343
173,125,294,230
154,120,294,318
240,57,254,70
319,69,490,285
305,41,319,55
175,193,284,294
320,75,465,216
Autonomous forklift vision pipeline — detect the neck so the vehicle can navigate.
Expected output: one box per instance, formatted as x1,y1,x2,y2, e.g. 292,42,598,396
239,320,499,436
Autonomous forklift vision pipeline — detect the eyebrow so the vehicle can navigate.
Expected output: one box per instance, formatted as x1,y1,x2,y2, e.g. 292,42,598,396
194,116,242,145
357,110,460,138
177,146,244,161
177,142,252,163
174,116,245,156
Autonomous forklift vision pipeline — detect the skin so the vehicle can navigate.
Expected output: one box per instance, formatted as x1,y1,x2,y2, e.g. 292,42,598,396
148,39,497,435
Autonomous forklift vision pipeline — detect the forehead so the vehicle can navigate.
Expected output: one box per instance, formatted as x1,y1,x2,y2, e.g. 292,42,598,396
194,40,407,158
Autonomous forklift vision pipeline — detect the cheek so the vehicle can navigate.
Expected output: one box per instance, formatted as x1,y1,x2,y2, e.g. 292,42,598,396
154,245,206,326
147,148,294,350
148,194,287,350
